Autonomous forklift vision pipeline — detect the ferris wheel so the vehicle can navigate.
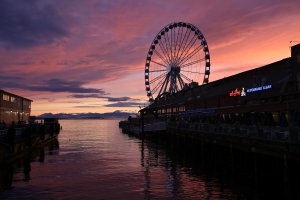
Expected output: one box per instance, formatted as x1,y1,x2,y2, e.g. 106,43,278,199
145,22,211,102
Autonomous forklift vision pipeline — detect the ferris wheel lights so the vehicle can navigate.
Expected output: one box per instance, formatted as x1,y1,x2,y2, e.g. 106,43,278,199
205,54,210,59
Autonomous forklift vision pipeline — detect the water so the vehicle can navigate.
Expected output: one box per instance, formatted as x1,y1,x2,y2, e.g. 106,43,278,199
1,119,299,199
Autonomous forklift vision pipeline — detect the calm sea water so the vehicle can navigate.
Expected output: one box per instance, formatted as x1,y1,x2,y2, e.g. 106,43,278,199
1,119,299,199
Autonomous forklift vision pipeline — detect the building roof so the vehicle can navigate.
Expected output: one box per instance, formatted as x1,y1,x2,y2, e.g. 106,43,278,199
0,89,33,102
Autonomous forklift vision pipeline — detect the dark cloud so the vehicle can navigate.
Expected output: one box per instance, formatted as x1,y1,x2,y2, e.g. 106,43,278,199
104,101,142,107
0,78,105,94
0,75,24,80
107,97,131,102
73,105,100,108
0,0,70,48
69,94,137,102
70,94,105,98
27,79,105,93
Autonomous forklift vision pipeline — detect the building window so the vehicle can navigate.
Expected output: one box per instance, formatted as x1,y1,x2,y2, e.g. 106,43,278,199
17,98,22,107
23,100,29,107
10,96,15,102
3,94,10,101
179,106,185,112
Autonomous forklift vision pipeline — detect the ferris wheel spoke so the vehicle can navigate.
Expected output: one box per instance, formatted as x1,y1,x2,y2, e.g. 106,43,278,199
175,29,192,65
168,29,177,64
157,74,170,96
149,72,167,84
171,28,176,63
172,27,177,61
181,69,203,74
177,74,185,89
151,60,168,68
149,69,166,73
176,36,198,64
170,28,174,61
180,73,193,82
162,34,173,64
175,27,188,61
178,45,204,66
151,75,167,95
165,31,174,64
158,38,172,64
173,27,180,60
154,49,169,65
163,74,170,94
180,58,205,68
176,35,198,65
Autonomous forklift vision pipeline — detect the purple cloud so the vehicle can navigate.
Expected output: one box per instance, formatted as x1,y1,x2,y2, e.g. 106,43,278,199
69,94,139,102
104,102,142,107
0,0,70,49
0,78,105,94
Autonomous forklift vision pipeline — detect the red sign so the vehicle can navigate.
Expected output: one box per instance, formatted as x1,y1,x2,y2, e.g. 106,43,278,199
229,88,241,96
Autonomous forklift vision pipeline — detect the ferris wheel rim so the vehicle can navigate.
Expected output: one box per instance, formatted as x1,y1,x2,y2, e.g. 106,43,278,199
145,22,211,102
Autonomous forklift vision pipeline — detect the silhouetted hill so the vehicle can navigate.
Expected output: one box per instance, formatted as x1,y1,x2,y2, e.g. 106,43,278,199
36,111,135,119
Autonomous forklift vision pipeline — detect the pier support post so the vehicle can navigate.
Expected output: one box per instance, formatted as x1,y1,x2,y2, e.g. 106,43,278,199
141,112,144,135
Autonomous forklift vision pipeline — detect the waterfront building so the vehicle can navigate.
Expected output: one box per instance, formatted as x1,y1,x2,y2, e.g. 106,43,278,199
141,43,300,128
0,89,32,126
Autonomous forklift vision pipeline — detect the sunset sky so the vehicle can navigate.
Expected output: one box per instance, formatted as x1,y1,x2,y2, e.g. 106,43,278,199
0,0,299,115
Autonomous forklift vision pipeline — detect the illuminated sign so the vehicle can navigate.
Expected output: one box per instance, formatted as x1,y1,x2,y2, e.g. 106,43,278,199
229,85,272,97
229,89,241,96
241,88,246,96
246,84,272,93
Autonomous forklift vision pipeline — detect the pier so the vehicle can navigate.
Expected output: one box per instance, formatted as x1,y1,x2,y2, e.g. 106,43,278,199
120,41,300,163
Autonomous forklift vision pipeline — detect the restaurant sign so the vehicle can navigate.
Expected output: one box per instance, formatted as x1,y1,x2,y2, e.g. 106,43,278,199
229,85,272,97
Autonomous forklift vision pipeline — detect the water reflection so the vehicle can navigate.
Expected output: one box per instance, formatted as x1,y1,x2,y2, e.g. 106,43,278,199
138,136,237,199
1,120,299,199
0,138,59,190
137,134,300,200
